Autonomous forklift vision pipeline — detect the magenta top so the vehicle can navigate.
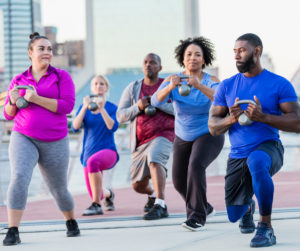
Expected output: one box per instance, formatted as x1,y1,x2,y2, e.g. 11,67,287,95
3,65,75,142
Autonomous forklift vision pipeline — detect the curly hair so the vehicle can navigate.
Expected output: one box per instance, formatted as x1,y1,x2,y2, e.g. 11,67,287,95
175,37,215,69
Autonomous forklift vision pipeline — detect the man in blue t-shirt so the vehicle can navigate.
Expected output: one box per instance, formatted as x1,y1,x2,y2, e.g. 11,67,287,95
208,33,300,248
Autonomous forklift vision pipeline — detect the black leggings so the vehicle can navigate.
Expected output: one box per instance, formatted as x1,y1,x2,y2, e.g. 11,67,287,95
172,133,224,225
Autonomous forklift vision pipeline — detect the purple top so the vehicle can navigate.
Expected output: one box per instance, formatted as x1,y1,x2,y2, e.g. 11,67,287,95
3,65,75,142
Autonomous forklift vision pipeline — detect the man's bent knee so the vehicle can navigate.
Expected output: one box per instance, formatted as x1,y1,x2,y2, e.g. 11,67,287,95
132,178,149,193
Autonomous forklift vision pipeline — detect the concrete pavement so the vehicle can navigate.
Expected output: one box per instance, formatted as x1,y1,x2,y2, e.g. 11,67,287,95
0,208,299,251
0,171,300,250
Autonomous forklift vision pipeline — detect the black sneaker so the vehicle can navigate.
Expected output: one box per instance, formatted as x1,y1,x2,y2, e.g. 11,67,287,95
144,196,155,212
104,189,115,211
3,227,21,246
82,202,104,216
239,199,255,234
207,203,216,218
250,222,276,248
66,219,80,237
143,204,168,220
182,219,205,231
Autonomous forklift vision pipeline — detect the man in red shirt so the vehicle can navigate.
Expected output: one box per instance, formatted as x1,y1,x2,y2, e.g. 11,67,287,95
117,53,174,220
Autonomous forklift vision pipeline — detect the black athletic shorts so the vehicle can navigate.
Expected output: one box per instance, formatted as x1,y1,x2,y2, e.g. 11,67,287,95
225,140,284,206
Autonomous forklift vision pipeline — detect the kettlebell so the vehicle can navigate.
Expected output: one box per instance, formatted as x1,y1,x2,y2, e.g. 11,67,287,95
235,99,257,126
178,75,191,96
144,105,156,116
143,96,156,116
178,84,191,96
15,85,34,109
88,94,101,111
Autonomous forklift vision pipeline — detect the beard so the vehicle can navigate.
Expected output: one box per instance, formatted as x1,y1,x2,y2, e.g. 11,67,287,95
236,53,256,73
145,70,157,80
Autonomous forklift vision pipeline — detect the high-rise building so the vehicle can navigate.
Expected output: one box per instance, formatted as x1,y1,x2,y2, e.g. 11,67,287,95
0,0,42,90
291,67,300,97
261,53,274,73
85,0,185,76
184,0,199,38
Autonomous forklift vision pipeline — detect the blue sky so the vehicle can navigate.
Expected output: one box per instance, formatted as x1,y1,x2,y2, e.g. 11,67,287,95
41,0,300,81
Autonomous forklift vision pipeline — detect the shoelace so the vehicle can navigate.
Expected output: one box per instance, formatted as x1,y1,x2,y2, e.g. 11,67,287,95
241,213,252,223
256,225,270,237
67,220,78,231
89,203,101,209
3,228,18,238
146,198,155,207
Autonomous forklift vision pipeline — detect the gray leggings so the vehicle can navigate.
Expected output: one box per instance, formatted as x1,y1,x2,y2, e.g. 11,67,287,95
7,131,74,211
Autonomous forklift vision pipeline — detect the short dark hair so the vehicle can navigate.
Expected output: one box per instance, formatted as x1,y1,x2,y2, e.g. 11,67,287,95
28,32,49,50
236,33,263,54
145,53,161,66
174,37,215,69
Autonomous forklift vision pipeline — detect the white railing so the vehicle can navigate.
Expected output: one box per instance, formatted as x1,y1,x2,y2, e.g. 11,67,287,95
0,120,131,203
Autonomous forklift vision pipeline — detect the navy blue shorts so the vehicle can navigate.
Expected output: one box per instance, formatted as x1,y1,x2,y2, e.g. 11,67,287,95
225,140,284,206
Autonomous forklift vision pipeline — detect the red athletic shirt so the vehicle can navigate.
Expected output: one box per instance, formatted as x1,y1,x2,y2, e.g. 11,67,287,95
136,78,174,146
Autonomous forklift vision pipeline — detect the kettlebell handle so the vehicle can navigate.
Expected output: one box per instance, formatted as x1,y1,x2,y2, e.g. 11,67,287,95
89,94,100,98
234,99,257,126
178,83,192,87
16,85,33,90
179,75,190,80
235,99,256,106
15,86,33,109
179,75,190,87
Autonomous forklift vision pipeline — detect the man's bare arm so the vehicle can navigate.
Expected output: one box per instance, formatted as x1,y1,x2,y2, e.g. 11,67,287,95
208,105,235,136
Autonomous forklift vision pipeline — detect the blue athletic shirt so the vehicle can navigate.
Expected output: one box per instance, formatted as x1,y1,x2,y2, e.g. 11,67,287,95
71,101,119,167
213,69,298,158
151,72,219,141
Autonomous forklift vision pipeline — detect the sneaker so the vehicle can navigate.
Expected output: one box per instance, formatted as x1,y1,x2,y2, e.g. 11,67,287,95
144,196,155,212
239,199,256,234
143,204,169,220
207,203,216,218
182,219,205,231
3,227,21,246
66,219,80,237
104,189,115,211
82,202,104,216
250,222,276,248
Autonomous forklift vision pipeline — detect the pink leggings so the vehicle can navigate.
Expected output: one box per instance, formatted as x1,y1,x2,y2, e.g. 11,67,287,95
84,149,118,199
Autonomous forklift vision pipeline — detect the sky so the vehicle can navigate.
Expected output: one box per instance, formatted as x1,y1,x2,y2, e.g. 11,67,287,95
41,0,300,81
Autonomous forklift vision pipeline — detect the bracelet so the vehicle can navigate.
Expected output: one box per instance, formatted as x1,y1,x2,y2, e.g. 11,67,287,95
9,98,16,106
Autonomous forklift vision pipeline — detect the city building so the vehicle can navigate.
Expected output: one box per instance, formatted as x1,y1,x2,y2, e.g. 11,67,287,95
85,0,186,77
44,25,85,86
184,0,199,38
0,0,42,90
291,67,300,97
74,0,216,110
261,53,275,73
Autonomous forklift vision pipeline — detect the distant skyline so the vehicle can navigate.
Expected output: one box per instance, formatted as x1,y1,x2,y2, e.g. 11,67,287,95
41,0,300,81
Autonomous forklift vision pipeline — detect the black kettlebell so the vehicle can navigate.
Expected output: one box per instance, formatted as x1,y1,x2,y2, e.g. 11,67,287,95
178,75,191,96
88,94,100,111
15,85,34,109
144,105,156,116
144,96,156,116
235,99,257,126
